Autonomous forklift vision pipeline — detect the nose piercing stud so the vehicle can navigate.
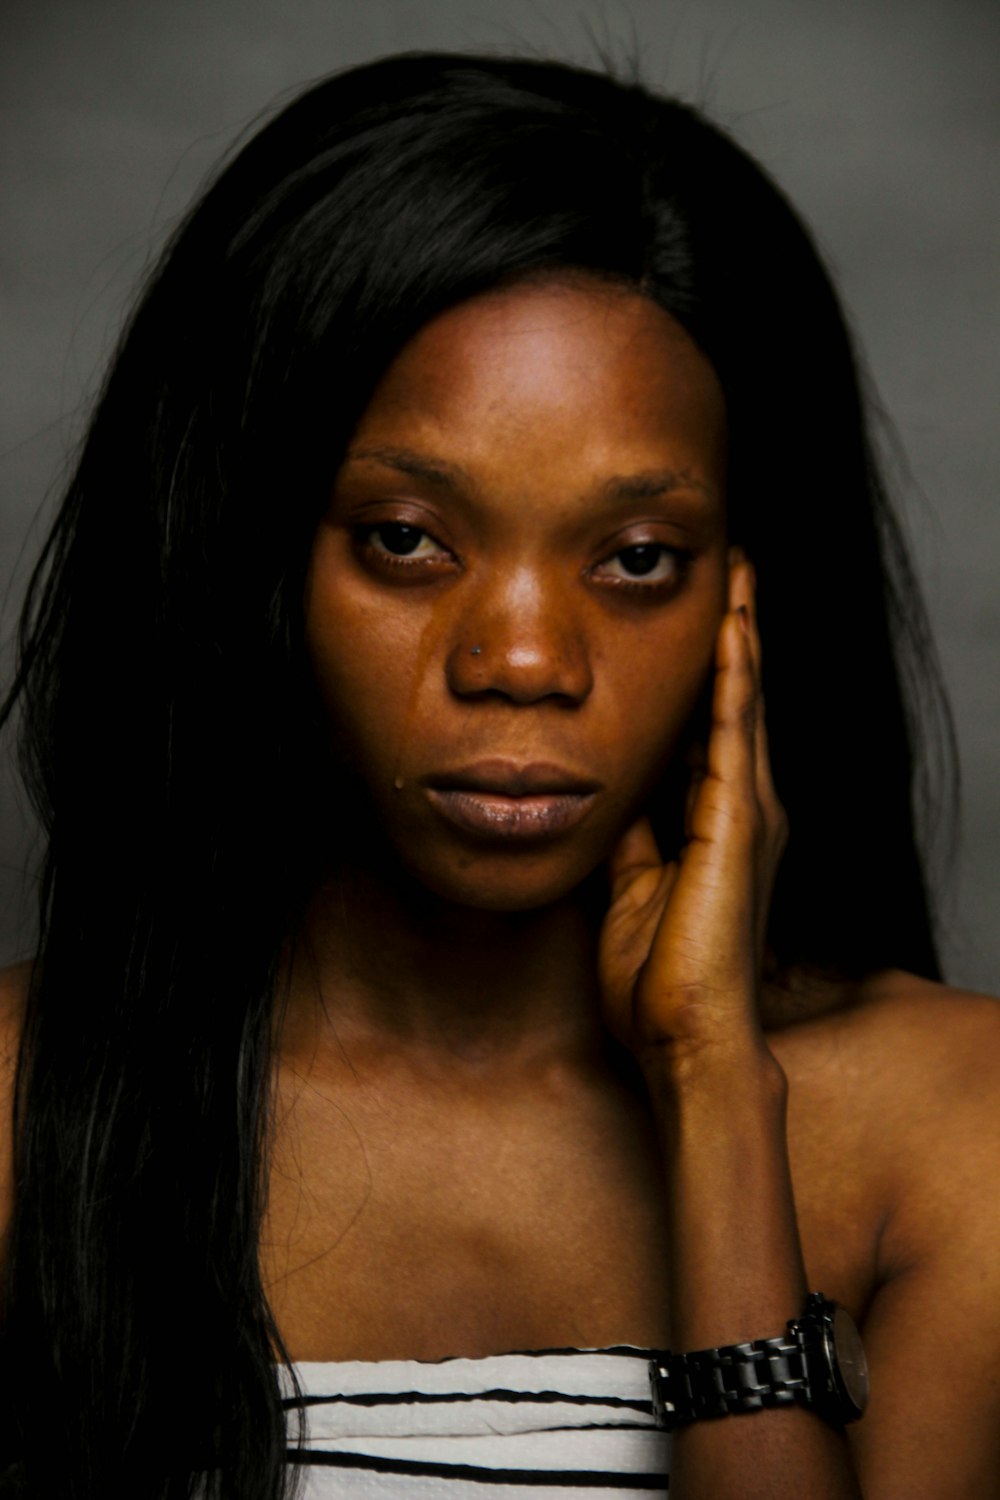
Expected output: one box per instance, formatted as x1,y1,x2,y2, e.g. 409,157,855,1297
470,646,482,656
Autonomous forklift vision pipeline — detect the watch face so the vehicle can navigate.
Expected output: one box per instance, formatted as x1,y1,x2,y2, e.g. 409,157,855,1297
832,1306,870,1414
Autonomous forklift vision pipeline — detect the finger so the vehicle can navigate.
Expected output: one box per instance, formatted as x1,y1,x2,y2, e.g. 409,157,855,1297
737,566,784,831
728,554,760,681
755,685,783,830
598,855,680,1040
729,556,785,816
607,816,663,905
683,741,707,846
693,583,758,848
732,568,787,965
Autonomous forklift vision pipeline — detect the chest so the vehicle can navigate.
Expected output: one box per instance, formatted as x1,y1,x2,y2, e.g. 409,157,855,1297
261,1055,883,1363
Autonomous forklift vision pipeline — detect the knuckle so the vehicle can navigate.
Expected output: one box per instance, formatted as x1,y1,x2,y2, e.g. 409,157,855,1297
725,802,758,845
769,799,789,841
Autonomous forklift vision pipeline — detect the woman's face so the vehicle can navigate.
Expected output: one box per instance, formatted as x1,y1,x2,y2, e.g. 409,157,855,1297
305,278,729,910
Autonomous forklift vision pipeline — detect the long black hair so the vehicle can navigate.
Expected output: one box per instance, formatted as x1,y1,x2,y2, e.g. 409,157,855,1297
0,50,955,1498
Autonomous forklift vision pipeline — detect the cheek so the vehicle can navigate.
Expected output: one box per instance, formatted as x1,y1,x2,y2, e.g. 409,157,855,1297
307,646,382,780
304,529,403,756
617,609,719,738
602,608,721,817
304,587,450,785
304,594,399,771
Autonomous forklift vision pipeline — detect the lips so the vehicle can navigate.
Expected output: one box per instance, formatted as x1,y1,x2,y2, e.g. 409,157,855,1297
422,760,601,841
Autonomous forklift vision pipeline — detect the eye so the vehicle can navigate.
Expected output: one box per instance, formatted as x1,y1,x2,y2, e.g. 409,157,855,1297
355,521,455,571
366,523,446,559
592,543,688,589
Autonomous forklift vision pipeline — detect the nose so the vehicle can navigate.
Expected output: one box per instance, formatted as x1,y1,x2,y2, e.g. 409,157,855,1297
445,565,593,706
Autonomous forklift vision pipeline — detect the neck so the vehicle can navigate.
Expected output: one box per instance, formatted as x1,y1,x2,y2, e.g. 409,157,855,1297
283,858,608,1078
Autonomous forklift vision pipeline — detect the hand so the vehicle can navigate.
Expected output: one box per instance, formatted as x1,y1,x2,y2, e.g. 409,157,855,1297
598,557,787,1066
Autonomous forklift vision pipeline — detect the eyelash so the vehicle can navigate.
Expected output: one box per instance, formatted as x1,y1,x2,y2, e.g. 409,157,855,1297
590,543,692,593
356,522,451,568
355,523,692,594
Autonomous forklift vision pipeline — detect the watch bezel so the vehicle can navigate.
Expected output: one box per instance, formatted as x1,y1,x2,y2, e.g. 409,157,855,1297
794,1293,869,1423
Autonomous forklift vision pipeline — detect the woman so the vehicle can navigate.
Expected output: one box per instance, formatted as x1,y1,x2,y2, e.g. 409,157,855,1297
1,49,998,1500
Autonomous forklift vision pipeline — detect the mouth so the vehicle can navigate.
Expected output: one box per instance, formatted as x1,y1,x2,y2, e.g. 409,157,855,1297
422,760,601,842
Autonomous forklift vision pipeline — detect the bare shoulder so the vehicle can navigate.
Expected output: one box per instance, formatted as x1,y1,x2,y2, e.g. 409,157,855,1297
770,965,1000,1104
846,968,998,1116
773,967,1000,1262
846,970,1000,1246
848,965,1000,1048
774,972,1000,1490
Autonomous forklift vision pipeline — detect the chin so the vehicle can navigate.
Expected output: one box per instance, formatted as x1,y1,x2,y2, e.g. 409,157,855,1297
399,848,604,916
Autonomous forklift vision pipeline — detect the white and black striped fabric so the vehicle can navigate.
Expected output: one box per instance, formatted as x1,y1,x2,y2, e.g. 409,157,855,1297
280,1346,670,1497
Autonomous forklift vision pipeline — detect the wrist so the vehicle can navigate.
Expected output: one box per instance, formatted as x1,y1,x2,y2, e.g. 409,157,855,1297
642,1039,801,1354
638,1028,786,1110
650,1294,870,1433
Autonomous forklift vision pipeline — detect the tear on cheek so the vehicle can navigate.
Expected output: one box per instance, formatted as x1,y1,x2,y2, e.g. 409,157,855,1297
389,606,450,790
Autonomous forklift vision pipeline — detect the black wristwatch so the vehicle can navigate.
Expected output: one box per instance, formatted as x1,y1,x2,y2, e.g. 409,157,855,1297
649,1293,869,1431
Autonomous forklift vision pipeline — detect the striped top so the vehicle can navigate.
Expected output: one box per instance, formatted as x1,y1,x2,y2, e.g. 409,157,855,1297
280,1346,670,1497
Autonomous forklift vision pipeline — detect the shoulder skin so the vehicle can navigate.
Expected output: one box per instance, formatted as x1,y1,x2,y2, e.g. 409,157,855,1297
774,970,1000,1498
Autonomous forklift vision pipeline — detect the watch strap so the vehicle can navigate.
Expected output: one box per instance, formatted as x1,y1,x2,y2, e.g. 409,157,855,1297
650,1332,812,1428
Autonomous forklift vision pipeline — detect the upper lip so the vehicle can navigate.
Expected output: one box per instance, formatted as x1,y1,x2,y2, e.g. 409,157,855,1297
423,760,602,796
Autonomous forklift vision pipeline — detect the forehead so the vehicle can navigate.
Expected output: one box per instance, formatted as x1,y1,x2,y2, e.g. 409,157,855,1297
350,279,727,493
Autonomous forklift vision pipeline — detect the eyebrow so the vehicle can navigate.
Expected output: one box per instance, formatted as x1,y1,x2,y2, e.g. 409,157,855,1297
346,446,468,489
598,469,715,504
345,446,717,507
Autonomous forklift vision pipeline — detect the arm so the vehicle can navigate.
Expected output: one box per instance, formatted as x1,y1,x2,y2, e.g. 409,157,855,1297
843,985,1000,1499
599,559,862,1498
643,1052,861,1500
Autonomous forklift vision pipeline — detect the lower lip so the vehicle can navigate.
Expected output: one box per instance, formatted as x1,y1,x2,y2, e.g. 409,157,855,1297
425,788,597,840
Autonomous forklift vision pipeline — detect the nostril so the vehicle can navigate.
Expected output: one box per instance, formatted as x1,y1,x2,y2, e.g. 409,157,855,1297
446,606,593,706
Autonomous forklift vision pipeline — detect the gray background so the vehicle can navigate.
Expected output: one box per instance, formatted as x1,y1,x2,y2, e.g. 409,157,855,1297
1,0,997,989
